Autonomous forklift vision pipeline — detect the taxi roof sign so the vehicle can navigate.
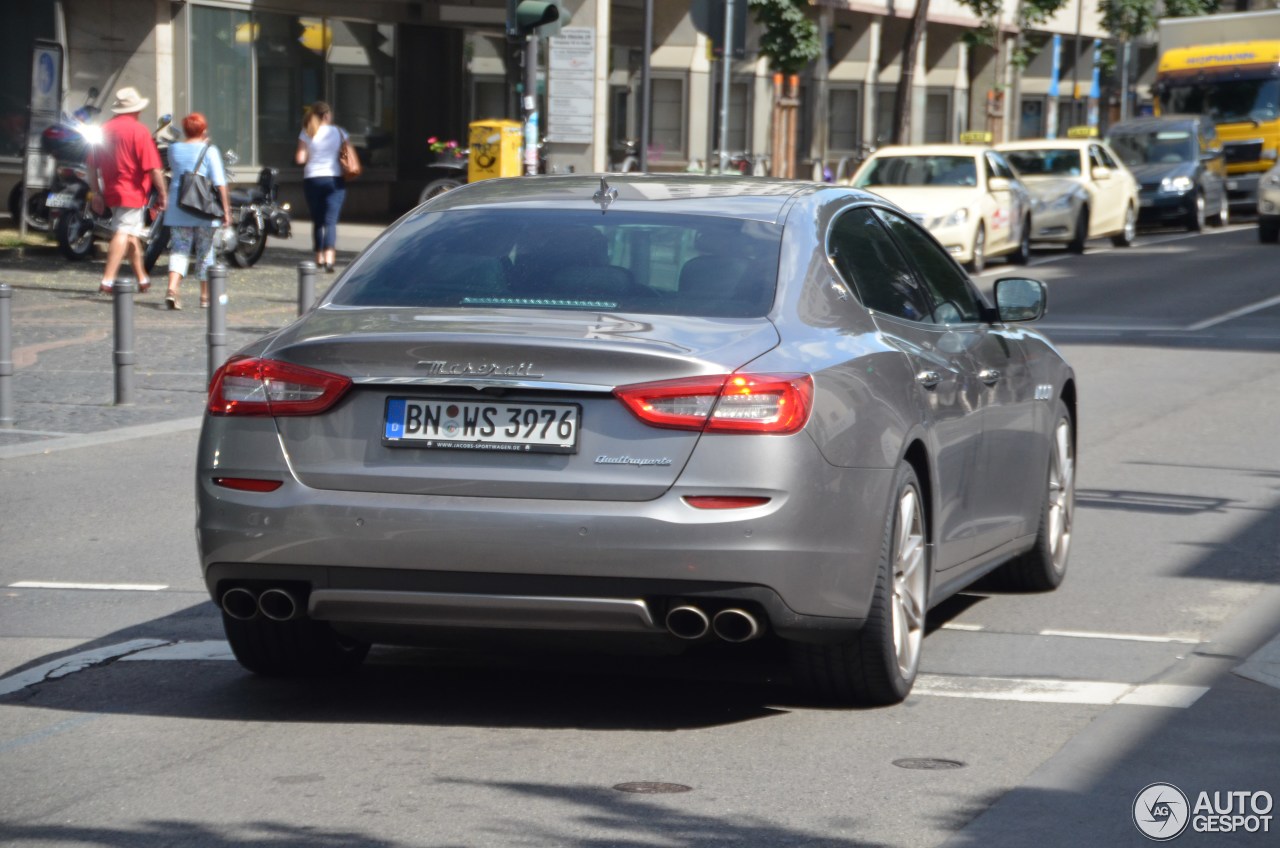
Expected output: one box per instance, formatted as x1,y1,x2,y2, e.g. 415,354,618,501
960,131,993,144
1066,126,1099,138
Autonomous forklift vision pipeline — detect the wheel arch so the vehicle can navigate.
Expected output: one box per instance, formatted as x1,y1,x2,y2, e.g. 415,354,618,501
1060,378,1079,454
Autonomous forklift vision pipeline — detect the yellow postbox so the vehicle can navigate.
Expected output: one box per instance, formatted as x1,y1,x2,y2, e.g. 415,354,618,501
468,119,524,182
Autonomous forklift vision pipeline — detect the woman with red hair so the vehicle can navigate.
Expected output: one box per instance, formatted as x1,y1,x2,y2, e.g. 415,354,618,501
162,112,231,309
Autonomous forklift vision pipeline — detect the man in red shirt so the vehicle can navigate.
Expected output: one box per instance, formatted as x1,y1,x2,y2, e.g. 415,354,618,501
86,87,167,294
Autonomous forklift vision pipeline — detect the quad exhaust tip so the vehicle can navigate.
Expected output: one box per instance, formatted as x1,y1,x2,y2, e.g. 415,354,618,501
712,608,762,643
665,605,711,640
220,586,302,622
220,587,259,621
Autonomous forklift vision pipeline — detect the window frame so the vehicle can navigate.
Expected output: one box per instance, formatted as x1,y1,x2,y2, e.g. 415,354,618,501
827,85,863,155
647,72,688,163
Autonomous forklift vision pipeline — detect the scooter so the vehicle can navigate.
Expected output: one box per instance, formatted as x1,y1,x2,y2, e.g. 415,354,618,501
48,114,173,270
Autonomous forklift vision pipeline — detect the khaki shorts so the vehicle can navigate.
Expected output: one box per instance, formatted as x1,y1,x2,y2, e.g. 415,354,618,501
110,207,149,238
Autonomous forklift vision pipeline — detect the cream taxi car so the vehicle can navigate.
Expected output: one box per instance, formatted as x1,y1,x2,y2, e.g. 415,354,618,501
997,134,1140,252
849,143,1031,272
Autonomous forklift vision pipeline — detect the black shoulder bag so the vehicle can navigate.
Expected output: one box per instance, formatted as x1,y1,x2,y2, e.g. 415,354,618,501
178,142,223,219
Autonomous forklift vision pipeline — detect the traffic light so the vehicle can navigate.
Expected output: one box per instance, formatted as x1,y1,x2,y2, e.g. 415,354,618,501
506,0,561,38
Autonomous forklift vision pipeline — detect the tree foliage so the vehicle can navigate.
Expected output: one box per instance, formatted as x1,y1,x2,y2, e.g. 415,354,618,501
1099,0,1221,42
958,0,1070,69
747,0,821,74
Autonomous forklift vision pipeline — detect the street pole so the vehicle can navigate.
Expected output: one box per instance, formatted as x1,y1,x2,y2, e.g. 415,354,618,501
1120,40,1132,121
717,0,735,174
640,0,653,173
524,35,540,176
207,264,228,382
112,281,136,406
297,261,316,316
1072,0,1084,127
0,284,13,428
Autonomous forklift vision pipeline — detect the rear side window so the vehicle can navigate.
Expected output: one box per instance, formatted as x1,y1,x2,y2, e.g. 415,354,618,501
828,207,932,322
328,209,782,318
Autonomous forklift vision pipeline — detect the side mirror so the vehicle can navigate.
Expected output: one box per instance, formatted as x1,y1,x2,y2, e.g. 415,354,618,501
993,277,1047,323
158,114,172,128
1091,166,1112,181
1202,148,1222,161
224,149,239,165
988,176,1012,192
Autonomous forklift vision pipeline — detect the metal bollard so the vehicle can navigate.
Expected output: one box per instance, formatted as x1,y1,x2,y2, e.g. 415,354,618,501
297,261,316,316
207,263,228,382
0,284,13,428
112,280,137,406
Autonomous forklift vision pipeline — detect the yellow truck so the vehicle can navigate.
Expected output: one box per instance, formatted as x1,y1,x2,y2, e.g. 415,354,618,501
1153,10,1280,206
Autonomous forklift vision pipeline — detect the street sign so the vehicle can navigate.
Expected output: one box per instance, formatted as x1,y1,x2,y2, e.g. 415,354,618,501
548,28,594,143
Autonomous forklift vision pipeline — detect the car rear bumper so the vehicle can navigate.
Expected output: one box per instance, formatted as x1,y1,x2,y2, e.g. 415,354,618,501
198,466,896,638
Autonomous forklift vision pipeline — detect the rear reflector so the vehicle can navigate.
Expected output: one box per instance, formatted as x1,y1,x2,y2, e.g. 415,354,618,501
213,477,283,492
684,496,772,509
208,356,351,416
614,373,813,434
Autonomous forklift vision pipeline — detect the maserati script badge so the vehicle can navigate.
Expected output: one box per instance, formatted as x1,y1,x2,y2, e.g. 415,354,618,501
416,361,544,379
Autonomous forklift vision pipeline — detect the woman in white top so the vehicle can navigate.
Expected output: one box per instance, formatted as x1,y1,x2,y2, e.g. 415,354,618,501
295,101,347,272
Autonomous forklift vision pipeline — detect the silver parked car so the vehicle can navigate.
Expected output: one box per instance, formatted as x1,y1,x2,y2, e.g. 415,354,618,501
198,175,1077,706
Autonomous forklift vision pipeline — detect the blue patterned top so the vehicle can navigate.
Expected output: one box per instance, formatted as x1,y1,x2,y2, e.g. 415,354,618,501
164,141,227,228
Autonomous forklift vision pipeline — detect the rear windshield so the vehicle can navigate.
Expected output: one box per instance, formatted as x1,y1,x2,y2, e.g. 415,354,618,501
328,208,783,318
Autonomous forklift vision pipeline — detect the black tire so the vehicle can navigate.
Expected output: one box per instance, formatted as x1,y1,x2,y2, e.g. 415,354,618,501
55,209,95,261
990,401,1075,592
1068,206,1089,253
144,223,169,273
222,611,370,677
1259,221,1279,243
789,463,928,706
1010,216,1032,265
965,224,986,273
228,216,266,268
1111,204,1137,247
9,182,51,232
419,178,463,205
1186,192,1205,232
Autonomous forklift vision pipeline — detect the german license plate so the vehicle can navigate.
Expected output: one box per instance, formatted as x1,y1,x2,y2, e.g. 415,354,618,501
46,192,78,209
384,398,579,454
1140,197,1153,207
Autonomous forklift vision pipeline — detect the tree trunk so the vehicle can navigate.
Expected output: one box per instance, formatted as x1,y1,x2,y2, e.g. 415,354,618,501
894,0,931,145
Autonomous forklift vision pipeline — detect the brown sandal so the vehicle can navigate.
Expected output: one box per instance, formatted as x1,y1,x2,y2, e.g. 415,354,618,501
165,293,181,310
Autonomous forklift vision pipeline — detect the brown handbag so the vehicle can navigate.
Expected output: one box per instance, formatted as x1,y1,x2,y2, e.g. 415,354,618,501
339,130,362,181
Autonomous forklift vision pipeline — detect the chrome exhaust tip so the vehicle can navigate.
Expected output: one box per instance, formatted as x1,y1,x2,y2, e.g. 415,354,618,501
665,605,711,640
220,587,259,621
712,608,762,643
258,587,301,622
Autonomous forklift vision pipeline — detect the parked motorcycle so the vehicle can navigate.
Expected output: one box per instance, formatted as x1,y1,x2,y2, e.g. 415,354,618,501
143,150,291,270
49,113,173,270
7,88,104,232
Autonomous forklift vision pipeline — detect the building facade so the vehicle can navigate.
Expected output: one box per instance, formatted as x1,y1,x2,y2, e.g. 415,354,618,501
5,0,1116,221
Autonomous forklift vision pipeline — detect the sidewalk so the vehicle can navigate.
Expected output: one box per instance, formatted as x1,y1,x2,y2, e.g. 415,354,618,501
0,219,386,454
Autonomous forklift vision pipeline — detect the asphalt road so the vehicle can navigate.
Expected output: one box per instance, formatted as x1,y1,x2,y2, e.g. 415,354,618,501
1,222,1278,848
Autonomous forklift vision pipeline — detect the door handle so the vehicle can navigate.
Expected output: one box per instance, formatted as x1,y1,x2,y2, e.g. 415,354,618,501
979,368,1001,385
916,370,942,389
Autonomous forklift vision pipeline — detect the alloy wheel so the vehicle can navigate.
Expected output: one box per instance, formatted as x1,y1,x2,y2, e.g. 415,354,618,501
892,486,927,679
1047,418,1075,574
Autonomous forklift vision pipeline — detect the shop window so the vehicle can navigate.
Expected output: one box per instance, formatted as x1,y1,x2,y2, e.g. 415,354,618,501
649,76,686,161
0,0,58,159
829,87,861,153
187,6,395,170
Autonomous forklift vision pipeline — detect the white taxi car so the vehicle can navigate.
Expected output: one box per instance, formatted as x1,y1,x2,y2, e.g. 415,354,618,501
849,143,1032,272
997,135,1140,251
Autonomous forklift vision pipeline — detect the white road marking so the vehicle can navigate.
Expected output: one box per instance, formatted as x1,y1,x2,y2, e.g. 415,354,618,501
940,623,985,632
0,639,169,698
915,674,1208,708
1185,293,1280,331
1038,629,1200,645
0,417,202,461
9,581,169,592
1234,630,1280,693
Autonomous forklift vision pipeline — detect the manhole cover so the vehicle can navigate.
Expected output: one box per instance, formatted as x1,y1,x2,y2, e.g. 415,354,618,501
892,758,966,771
613,782,693,794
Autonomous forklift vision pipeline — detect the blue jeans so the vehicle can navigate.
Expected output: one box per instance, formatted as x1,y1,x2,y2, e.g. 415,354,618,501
303,176,346,252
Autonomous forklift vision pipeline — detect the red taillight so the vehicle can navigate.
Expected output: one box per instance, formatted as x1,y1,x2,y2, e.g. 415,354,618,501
684,496,772,509
214,477,284,492
207,356,351,416
614,373,813,434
